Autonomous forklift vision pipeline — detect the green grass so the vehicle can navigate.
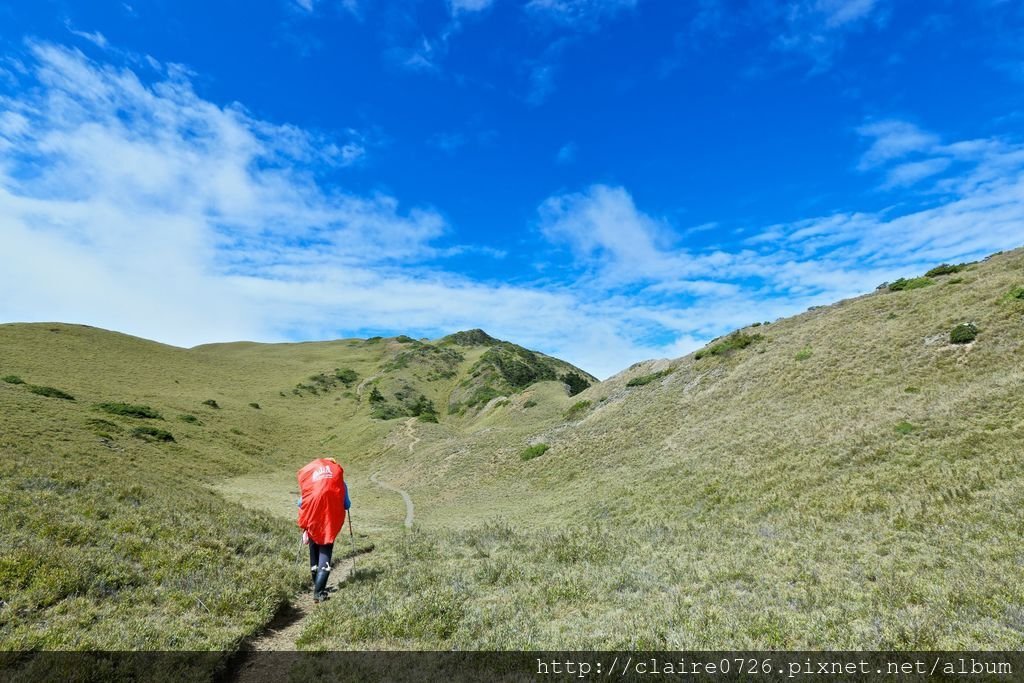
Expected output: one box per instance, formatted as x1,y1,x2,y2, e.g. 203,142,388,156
131,426,176,442
2,374,25,384
794,347,813,361
888,277,935,291
27,385,75,400
3,247,1024,653
564,400,591,420
626,368,673,386
694,331,764,360
925,263,965,277
96,402,162,419
520,443,550,461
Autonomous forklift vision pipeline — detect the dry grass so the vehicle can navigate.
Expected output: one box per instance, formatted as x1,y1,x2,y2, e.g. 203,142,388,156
2,248,1023,651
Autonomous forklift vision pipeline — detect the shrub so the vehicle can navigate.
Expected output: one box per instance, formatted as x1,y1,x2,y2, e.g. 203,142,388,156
888,277,934,292
894,421,917,435
334,368,358,386
626,369,673,387
564,400,592,420
1004,285,1024,302
925,263,964,277
202,399,220,409
560,372,591,397
794,347,812,361
417,413,439,423
520,444,550,461
131,426,175,442
904,386,921,394
370,403,407,420
368,387,385,404
395,335,416,344
28,385,75,400
86,418,123,436
523,399,538,409
950,322,978,345
97,402,162,419
2,375,25,384
694,331,764,360
178,414,200,424
249,402,261,410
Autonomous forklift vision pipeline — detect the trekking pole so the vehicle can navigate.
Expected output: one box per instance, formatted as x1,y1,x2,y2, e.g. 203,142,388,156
347,511,357,571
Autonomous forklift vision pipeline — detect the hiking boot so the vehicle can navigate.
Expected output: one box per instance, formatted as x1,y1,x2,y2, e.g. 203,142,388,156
313,566,331,599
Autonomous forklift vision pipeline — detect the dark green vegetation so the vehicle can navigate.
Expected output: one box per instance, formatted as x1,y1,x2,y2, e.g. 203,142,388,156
519,443,550,461
2,248,1024,654
626,368,674,387
950,322,978,345
2,375,25,384
97,402,162,419
888,277,935,291
693,331,763,360
131,426,176,442
925,263,966,277
27,385,75,400
564,400,591,420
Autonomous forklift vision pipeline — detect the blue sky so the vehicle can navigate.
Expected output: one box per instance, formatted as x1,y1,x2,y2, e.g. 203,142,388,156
1,0,1023,377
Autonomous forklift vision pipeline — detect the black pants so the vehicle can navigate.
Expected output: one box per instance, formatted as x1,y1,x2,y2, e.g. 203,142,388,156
309,541,334,573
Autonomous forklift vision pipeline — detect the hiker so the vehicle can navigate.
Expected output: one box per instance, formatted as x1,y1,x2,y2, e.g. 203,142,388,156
296,457,351,603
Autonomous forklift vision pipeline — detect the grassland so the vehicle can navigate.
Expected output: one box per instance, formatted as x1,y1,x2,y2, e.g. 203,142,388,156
2,247,1023,654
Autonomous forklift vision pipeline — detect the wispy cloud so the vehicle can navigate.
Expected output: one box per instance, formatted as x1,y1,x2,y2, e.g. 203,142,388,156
556,141,577,164
525,0,637,30
774,0,886,69
2,43,1022,380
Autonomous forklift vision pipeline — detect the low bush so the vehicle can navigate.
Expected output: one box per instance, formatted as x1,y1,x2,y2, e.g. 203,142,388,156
97,402,162,419
202,399,220,409
523,399,538,409
370,404,407,420
925,263,965,277
28,385,75,400
1004,285,1024,301
249,402,260,410
178,414,200,424
888,277,934,292
520,444,550,461
894,421,917,435
334,368,358,386
626,369,673,387
131,426,175,442
950,322,978,345
794,347,813,361
368,387,385,404
694,331,764,360
560,372,591,397
2,375,25,384
564,400,592,420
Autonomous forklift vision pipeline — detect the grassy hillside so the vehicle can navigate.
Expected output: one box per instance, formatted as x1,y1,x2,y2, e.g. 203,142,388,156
303,248,1024,649
2,247,1023,654
0,326,591,654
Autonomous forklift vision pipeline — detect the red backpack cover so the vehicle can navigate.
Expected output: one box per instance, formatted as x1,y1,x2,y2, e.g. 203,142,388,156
297,458,346,544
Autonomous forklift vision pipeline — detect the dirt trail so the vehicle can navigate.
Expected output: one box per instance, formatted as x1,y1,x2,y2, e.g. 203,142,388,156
371,471,414,529
229,551,367,679
403,417,421,453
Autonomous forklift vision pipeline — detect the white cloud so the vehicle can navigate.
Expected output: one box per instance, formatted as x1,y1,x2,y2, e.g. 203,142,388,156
2,43,1023,381
556,141,577,164
857,119,939,168
449,0,495,14
526,0,637,28
774,0,885,69
883,157,952,188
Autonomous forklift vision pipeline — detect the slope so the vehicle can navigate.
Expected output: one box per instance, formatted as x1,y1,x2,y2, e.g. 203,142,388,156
302,248,1024,649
